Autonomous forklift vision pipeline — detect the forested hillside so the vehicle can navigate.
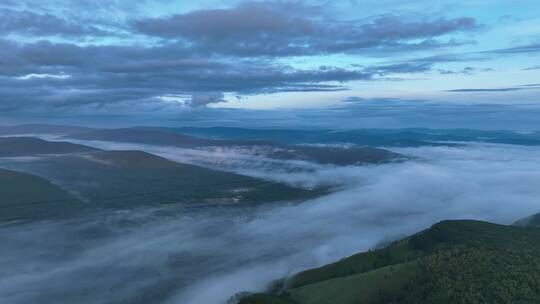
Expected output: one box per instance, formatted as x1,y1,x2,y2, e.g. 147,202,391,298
239,219,540,304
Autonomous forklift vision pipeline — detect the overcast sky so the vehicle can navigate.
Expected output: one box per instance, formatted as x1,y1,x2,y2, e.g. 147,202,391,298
1,0,539,127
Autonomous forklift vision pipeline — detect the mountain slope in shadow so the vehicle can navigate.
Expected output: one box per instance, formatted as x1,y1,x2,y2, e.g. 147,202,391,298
0,124,95,136
0,137,100,157
1,149,320,213
0,168,84,222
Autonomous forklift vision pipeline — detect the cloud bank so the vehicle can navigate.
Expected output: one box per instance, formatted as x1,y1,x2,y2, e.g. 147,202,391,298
2,141,540,304
0,0,513,116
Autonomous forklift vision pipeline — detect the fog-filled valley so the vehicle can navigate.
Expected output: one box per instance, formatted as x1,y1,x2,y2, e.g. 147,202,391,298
3,0,540,302
2,126,540,303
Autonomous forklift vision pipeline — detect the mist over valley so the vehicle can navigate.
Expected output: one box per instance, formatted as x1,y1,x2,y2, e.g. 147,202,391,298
1,126,540,303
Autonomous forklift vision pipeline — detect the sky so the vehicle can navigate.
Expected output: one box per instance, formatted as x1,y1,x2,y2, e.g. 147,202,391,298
0,0,539,127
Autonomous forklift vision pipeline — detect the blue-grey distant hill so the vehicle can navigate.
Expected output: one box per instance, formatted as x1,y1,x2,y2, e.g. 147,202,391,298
0,137,99,157
0,124,95,136
65,127,273,147
5,124,540,147
66,127,402,165
173,127,540,147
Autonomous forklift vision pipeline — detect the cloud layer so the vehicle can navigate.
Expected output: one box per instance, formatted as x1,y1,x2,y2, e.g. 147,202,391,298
0,1,488,114
0,0,538,118
132,2,478,57
2,139,540,304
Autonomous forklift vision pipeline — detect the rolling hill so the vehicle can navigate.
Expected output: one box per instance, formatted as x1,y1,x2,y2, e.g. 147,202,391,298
0,124,95,136
238,217,540,304
0,168,84,222
1,149,320,211
0,136,324,221
260,145,402,166
65,127,271,147
66,128,402,166
0,137,99,157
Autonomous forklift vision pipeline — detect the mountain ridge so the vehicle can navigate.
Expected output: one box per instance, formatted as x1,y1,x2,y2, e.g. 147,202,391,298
238,217,540,304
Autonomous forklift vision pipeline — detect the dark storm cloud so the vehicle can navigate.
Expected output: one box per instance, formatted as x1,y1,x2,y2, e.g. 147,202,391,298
132,2,479,57
0,8,112,37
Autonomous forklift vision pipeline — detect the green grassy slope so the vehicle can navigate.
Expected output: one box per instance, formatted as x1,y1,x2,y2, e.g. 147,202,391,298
240,219,540,304
286,241,421,289
287,261,418,304
0,168,84,221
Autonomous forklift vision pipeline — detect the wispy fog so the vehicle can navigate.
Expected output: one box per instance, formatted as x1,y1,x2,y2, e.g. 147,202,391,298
1,141,540,303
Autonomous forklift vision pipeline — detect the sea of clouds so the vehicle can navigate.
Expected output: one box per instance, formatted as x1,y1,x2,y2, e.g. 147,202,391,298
1,139,540,304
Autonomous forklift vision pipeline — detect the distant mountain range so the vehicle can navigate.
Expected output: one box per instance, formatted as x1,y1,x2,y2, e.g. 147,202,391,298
3,124,538,225
174,127,540,147
65,127,272,147
64,127,402,166
6,124,538,162
0,126,409,222
238,215,540,304
3,125,540,148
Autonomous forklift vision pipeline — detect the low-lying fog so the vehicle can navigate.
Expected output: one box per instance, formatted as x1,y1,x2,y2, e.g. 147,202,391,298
2,139,540,304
